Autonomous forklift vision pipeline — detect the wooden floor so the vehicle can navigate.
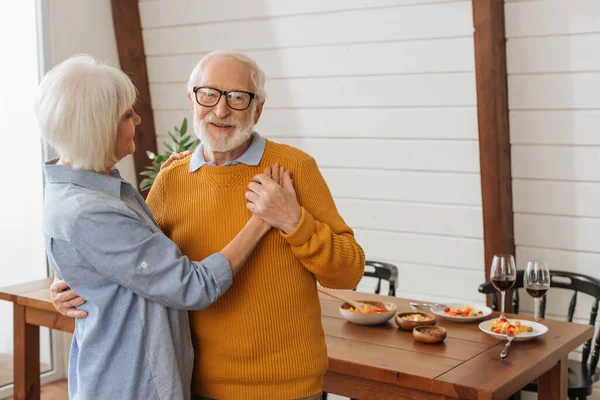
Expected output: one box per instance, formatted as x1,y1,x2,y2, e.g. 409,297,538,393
0,354,12,389
1,353,65,400
4,379,68,400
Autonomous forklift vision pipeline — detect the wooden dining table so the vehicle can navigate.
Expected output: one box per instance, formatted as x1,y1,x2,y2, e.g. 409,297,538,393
0,279,594,400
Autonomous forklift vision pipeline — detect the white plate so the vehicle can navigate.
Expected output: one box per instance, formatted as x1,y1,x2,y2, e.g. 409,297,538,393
478,319,548,341
430,303,492,323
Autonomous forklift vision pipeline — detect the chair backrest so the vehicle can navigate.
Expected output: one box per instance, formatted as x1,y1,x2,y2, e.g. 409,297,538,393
362,260,398,296
478,270,600,374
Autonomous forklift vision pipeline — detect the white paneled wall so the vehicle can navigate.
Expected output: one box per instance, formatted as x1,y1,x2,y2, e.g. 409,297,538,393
506,0,600,395
138,0,485,303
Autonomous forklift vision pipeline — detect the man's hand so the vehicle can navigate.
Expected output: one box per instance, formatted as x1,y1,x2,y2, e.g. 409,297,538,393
160,150,194,170
50,275,88,318
246,163,302,234
263,164,285,187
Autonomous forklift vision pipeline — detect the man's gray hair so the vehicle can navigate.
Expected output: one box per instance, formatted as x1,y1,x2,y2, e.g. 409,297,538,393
186,51,267,102
35,54,137,172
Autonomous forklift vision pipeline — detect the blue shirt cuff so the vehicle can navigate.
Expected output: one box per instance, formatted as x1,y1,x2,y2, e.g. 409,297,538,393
202,252,233,295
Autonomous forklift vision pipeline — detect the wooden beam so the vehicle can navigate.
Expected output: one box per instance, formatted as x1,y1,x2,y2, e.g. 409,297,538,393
472,0,515,310
111,0,157,197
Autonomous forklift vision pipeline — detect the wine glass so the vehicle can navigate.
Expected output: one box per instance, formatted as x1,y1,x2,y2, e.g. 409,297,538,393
490,254,517,319
524,261,550,321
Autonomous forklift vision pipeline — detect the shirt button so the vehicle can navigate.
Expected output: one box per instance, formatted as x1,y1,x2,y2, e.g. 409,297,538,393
140,261,148,269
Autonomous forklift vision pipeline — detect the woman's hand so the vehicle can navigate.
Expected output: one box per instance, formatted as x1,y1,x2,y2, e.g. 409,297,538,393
50,275,88,318
160,150,194,170
245,163,301,234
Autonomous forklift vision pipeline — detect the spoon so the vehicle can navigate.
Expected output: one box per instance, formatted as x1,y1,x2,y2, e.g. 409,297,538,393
318,287,385,312
409,302,445,309
500,332,516,360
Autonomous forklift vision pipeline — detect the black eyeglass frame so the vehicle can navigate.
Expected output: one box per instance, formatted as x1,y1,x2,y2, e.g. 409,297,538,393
192,86,256,111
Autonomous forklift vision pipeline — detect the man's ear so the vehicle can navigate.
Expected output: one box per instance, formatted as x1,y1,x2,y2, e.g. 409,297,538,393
254,101,265,124
188,92,195,112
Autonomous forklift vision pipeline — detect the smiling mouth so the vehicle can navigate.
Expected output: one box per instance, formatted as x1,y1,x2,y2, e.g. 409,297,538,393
210,122,233,129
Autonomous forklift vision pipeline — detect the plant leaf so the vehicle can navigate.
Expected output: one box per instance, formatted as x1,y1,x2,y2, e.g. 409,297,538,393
180,118,188,135
140,117,192,191
139,178,154,189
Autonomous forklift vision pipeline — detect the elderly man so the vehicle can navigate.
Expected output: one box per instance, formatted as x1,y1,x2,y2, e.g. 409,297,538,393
53,51,365,399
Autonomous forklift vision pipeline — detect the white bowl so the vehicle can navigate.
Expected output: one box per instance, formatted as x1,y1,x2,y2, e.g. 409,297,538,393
339,300,397,326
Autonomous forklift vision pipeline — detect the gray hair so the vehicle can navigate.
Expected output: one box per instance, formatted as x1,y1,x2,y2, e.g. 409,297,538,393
35,54,137,171
186,51,267,102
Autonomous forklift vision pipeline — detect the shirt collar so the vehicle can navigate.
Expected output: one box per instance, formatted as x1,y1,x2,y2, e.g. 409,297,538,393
189,131,266,173
43,159,125,199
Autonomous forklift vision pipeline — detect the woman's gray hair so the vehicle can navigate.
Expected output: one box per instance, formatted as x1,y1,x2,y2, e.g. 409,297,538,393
35,54,137,172
186,51,267,102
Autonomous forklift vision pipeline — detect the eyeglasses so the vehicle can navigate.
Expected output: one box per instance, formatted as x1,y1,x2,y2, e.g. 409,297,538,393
193,87,255,111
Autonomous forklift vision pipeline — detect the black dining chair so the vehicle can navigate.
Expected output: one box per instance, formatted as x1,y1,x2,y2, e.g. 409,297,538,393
322,261,399,400
478,270,600,399
360,260,398,296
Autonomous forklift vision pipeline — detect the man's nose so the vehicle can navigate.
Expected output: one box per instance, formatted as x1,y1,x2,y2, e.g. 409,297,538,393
214,95,231,119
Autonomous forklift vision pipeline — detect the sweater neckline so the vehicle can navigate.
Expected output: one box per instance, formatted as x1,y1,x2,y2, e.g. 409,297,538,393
193,141,271,175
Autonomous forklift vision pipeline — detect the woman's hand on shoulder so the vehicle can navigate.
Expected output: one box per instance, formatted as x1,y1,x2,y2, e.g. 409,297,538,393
160,150,194,170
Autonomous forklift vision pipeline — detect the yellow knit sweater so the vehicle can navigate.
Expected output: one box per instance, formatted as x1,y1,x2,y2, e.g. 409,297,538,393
146,140,365,399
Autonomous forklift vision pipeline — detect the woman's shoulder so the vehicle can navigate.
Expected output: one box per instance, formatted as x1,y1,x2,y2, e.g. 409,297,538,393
43,183,131,239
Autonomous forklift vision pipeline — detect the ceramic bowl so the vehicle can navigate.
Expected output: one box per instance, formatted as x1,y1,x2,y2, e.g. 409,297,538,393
395,311,436,331
412,325,447,344
339,301,397,326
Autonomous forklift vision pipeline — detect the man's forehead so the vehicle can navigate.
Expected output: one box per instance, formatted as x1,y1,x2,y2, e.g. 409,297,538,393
197,56,253,90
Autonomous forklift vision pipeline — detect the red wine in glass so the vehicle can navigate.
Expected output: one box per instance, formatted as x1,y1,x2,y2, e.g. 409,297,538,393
491,277,516,291
525,285,548,298
524,261,551,320
490,254,517,319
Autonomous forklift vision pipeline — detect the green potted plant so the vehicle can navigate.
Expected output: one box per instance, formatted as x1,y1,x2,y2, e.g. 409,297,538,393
139,118,200,191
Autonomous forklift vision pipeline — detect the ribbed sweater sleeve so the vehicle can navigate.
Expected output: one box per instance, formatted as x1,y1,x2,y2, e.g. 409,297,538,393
280,156,365,289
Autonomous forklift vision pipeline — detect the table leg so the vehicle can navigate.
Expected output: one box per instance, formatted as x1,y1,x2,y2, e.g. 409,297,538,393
538,356,567,400
13,304,40,400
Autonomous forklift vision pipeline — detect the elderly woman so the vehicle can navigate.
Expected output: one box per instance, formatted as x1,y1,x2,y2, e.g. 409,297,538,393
36,55,275,399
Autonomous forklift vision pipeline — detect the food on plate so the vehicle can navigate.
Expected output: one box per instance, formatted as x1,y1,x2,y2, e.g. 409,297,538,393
488,318,533,335
443,305,483,318
400,313,434,322
347,304,391,314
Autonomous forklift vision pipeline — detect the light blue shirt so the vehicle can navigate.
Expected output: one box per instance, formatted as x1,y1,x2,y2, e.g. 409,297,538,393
189,131,266,172
42,161,232,400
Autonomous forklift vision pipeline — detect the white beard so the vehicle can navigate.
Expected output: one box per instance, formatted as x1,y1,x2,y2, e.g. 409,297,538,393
193,106,256,152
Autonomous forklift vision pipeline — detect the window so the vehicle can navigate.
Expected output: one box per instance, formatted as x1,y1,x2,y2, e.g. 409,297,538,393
0,1,65,397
